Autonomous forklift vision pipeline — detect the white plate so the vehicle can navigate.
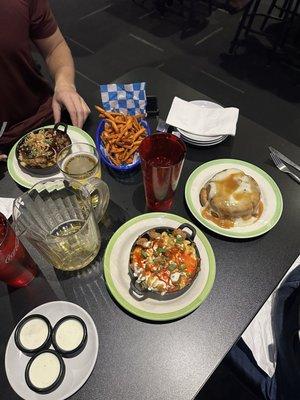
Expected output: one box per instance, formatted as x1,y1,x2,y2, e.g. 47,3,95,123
7,125,95,189
5,301,98,400
103,213,216,321
180,133,228,146
180,132,224,143
177,100,224,142
185,159,283,239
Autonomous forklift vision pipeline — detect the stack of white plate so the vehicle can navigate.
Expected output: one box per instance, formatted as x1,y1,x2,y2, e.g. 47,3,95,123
177,100,228,147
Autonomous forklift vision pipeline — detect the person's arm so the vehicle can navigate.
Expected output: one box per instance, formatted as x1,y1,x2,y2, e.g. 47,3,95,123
34,28,90,128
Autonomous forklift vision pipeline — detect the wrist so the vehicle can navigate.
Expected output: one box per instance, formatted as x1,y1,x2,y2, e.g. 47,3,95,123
54,82,76,93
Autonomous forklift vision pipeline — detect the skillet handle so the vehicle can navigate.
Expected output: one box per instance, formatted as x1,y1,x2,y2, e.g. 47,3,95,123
177,223,196,241
129,281,146,301
54,122,68,134
128,268,147,300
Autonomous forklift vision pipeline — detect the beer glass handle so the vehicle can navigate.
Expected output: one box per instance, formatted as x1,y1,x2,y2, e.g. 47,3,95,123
86,178,110,223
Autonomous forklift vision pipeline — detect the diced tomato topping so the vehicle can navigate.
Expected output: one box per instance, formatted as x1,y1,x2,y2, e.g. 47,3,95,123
132,247,142,266
183,254,197,274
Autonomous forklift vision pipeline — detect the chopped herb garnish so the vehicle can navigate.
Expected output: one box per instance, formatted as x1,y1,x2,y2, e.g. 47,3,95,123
168,262,177,272
157,247,166,254
29,149,37,157
141,250,148,258
179,264,185,271
176,236,183,244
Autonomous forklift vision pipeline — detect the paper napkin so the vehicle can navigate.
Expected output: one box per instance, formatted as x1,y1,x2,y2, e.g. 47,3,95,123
0,197,14,219
166,97,239,137
100,82,146,115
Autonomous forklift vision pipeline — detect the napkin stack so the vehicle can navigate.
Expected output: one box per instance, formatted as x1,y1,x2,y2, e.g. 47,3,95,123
166,97,239,137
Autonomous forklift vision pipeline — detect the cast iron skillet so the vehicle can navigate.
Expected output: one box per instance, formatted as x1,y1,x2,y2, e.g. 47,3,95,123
129,223,201,301
16,122,71,175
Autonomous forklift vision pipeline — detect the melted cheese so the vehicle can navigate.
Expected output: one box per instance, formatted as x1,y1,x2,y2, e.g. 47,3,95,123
212,168,241,181
170,272,181,282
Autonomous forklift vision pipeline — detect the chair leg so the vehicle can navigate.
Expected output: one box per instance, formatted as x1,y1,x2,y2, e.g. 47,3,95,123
178,0,184,15
260,0,277,30
244,0,261,37
229,1,252,53
281,0,300,47
279,0,291,18
188,0,196,23
208,0,213,15
155,0,167,15
271,0,293,55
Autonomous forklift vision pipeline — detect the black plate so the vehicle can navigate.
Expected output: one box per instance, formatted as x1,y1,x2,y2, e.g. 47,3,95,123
129,223,201,300
16,122,71,175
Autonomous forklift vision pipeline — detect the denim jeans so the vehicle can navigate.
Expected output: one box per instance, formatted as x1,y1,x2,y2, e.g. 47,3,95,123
226,265,300,400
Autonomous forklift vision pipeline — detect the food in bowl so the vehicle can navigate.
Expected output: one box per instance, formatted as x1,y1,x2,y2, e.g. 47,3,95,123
95,106,147,166
16,124,71,171
129,224,200,296
200,168,263,229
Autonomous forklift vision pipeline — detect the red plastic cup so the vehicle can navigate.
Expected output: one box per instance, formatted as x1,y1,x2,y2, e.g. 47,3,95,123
0,213,37,288
139,133,186,211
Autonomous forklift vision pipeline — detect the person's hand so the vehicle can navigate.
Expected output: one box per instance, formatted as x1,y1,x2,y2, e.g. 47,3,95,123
52,84,90,128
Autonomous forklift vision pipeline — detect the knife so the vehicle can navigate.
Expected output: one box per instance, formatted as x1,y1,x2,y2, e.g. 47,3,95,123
269,146,300,172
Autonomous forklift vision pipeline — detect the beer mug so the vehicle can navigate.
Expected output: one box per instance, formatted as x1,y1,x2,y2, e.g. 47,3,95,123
57,143,109,222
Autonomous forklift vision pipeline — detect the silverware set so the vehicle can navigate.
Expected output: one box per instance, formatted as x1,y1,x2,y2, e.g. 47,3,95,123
269,147,300,184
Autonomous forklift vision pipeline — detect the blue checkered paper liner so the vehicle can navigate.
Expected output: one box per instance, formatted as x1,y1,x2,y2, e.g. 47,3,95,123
100,82,146,115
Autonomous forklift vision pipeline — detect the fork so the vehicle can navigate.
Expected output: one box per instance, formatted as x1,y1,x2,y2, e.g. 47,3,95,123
270,152,300,184
0,121,7,138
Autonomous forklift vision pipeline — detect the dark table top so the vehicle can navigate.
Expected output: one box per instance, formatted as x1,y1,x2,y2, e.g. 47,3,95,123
1,67,299,400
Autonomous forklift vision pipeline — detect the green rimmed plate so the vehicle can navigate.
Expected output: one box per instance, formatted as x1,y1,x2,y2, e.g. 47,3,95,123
185,159,283,239
103,212,216,321
7,125,95,189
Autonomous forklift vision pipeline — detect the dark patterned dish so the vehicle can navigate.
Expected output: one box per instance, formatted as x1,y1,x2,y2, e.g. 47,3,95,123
16,123,71,175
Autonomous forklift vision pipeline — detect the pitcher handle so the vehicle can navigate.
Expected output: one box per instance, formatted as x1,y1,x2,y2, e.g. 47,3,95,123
85,178,110,223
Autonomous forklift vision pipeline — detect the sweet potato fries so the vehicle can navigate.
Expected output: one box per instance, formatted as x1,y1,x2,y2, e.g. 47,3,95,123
95,106,147,166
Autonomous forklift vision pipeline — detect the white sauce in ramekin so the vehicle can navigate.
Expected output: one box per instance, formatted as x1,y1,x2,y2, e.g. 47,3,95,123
29,352,61,389
55,319,84,351
19,318,48,350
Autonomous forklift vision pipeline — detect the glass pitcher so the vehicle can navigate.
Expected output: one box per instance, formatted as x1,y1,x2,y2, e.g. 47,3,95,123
12,179,108,271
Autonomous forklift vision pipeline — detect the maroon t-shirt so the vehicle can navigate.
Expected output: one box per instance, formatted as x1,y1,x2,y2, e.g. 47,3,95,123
0,0,57,148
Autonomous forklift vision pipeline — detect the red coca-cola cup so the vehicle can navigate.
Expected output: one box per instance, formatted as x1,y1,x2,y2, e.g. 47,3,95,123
0,213,37,287
139,133,186,211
